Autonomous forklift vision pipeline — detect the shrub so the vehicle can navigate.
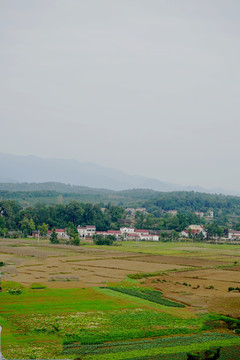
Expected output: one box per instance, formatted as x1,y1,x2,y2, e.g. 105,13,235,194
228,286,240,292
93,235,116,245
8,288,22,295
2,281,24,294
187,347,221,360
30,283,46,289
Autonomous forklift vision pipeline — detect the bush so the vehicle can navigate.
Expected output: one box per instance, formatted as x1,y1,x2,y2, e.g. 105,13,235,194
50,228,59,244
93,235,116,245
8,288,22,295
2,281,24,294
228,286,240,292
30,283,46,289
187,347,221,360
71,234,80,246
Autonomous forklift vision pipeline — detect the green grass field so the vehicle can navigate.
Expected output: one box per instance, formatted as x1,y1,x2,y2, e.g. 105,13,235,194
87,240,240,257
1,282,240,359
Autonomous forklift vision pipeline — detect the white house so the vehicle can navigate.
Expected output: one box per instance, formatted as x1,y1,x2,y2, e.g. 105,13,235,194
140,234,159,241
180,225,207,238
136,207,147,214
77,225,96,238
228,230,240,240
167,210,178,216
120,227,135,234
126,232,140,240
48,228,69,238
135,229,149,236
195,212,204,218
107,230,122,240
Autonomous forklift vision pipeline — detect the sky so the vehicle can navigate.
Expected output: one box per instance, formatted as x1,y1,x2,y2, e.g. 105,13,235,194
1,0,240,191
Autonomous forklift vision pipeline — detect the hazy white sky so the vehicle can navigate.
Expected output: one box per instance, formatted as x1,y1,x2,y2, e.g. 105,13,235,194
1,0,240,191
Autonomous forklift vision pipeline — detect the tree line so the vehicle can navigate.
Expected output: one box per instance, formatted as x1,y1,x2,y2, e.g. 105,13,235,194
0,196,238,239
0,200,125,237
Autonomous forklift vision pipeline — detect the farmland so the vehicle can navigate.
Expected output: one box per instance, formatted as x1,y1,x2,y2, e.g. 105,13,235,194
0,238,240,359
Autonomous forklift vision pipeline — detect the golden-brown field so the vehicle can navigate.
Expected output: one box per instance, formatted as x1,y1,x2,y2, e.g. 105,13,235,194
1,238,240,316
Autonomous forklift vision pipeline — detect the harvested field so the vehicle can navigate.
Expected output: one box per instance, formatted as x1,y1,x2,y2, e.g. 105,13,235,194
0,238,239,317
145,267,240,317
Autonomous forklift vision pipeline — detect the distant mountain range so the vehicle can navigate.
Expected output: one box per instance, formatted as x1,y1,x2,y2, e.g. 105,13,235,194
0,153,237,195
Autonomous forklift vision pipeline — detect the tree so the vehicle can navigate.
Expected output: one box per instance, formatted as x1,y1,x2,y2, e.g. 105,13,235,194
135,211,144,228
38,223,49,237
20,217,35,236
66,222,78,238
171,230,179,242
71,233,80,246
0,216,6,230
50,228,59,244
66,201,84,225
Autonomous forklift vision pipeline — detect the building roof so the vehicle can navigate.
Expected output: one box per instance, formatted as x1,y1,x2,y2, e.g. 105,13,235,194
107,230,121,234
48,229,66,233
229,230,240,234
135,229,149,233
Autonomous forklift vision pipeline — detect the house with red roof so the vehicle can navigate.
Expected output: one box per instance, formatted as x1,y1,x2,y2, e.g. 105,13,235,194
48,228,69,238
180,225,206,238
228,230,240,240
77,225,96,238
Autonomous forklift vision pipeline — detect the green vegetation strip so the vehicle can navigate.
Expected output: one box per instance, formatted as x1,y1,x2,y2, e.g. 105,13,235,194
83,338,240,360
103,286,185,308
115,345,240,360
62,333,235,355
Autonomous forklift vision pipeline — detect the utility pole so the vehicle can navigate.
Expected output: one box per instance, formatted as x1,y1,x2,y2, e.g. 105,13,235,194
38,229,40,245
0,326,6,360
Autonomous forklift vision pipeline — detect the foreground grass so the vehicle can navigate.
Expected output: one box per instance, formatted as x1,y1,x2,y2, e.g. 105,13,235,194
0,285,139,358
1,284,239,359
83,340,240,360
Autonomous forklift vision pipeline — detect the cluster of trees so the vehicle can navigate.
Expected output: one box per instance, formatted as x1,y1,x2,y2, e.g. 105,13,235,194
0,200,125,236
143,191,240,223
49,224,80,245
0,196,234,240
134,211,227,238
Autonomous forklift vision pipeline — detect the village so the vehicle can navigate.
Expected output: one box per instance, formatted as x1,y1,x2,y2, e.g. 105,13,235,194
47,223,240,242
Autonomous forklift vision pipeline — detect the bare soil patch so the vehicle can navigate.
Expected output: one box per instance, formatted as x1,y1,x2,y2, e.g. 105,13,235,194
145,267,240,317
128,254,228,267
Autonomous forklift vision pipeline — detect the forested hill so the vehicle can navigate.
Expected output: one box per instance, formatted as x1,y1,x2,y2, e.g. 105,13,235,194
143,191,240,218
0,182,111,194
1,183,240,219
0,182,157,207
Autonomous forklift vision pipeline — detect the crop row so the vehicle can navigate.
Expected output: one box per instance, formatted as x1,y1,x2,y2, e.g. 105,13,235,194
62,333,235,356
105,286,185,307
83,338,240,360
121,345,240,360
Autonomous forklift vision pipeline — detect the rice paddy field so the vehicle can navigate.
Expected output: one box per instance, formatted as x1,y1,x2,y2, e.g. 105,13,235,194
0,238,240,359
